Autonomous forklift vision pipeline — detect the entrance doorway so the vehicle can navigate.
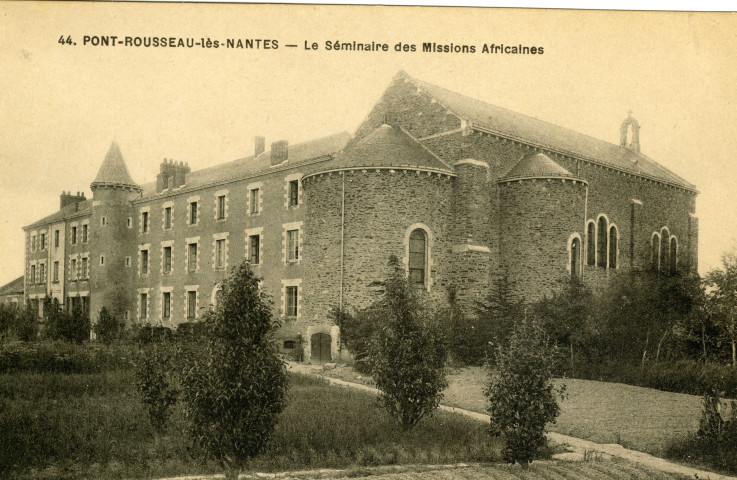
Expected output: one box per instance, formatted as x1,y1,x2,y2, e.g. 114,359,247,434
310,332,332,363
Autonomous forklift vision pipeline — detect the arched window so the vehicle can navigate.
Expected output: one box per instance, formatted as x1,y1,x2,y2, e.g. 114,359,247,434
669,237,678,273
597,217,608,267
586,222,596,266
570,236,581,278
660,229,669,272
651,233,660,270
609,226,618,269
408,229,427,286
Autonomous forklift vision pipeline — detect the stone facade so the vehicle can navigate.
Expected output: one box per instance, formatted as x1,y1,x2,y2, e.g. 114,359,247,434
22,71,698,361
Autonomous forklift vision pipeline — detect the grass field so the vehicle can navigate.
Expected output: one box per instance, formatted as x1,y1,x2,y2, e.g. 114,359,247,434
322,364,703,457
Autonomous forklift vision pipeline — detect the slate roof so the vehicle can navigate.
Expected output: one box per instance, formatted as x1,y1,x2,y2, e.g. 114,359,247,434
309,124,453,175
24,200,91,230
401,72,695,190
140,132,352,197
501,152,580,181
0,276,24,296
91,141,140,190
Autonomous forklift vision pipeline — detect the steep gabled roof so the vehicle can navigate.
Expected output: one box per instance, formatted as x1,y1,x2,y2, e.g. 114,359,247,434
139,132,352,197
24,200,92,230
91,141,139,190
0,276,24,296
401,72,695,191
502,152,580,181
310,124,453,175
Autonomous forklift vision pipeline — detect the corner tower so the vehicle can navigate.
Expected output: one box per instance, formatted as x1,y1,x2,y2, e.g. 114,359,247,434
89,141,141,326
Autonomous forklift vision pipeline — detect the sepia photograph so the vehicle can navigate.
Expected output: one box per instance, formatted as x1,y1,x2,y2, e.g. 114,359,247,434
1,2,736,479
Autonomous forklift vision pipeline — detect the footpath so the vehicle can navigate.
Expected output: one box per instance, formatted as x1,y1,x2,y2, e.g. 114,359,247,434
289,363,737,480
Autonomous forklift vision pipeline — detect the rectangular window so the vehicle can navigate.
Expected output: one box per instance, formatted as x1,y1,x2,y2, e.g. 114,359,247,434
188,243,198,272
217,195,226,220
53,261,59,282
287,229,299,262
70,259,77,280
162,292,171,319
215,239,225,268
125,256,131,267
100,255,105,266
101,217,106,226
250,188,259,214
82,224,88,243
141,249,149,275
142,211,149,233
127,218,132,228
71,226,77,245
39,263,45,283
40,233,46,250
30,265,36,284
288,180,299,207
249,235,260,264
81,257,88,279
286,286,298,317
164,207,172,229
140,293,148,319
54,230,59,248
187,291,197,319
189,202,198,225
31,235,36,251
163,246,172,274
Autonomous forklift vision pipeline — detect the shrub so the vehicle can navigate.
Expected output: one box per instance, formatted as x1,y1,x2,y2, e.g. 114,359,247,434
93,307,123,345
135,325,174,345
486,317,564,468
329,305,379,373
0,304,38,341
0,341,134,374
367,256,448,431
179,261,288,480
135,341,178,434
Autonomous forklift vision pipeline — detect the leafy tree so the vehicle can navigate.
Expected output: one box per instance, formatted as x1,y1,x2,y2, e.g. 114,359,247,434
328,304,379,373
0,303,37,341
180,262,288,480
486,316,564,468
705,249,737,367
93,306,123,345
474,274,526,361
534,277,594,376
368,256,448,430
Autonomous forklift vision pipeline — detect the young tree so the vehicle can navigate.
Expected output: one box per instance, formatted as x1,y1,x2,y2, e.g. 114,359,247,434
94,306,123,345
180,262,288,480
368,256,448,430
705,249,737,367
486,316,564,468
135,339,178,434
474,274,526,360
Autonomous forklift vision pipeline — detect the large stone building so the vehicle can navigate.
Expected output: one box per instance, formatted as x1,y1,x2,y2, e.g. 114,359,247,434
23,71,698,361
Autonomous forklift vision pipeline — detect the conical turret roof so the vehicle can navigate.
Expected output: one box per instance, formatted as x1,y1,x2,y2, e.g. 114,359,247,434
91,141,139,190
501,152,579,181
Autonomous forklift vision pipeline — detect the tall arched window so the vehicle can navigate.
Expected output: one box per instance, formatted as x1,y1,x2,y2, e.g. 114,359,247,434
597,217,608,267
669,237,678,273
586,222,596,266
609,226,618,269
660,229,669,272
651,233,660,270
570,237,581,278
408,229,427,286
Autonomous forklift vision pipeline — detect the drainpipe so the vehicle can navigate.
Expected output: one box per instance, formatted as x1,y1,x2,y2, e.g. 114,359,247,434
339,171,345,312
583,183,589,280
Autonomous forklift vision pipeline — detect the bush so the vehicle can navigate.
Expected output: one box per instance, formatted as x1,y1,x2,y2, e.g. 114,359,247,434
134,325,174,345
329,305,379,373
179,262,288,480
367,256,448,431
0,304,38,341
486,317,564,468
0,341,135,374
44,297,90,344
135,341,178,434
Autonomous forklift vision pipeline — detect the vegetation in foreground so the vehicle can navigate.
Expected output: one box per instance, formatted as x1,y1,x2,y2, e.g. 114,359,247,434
0,371,502,479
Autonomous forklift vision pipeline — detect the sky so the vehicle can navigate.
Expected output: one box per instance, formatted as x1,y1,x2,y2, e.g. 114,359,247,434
0,3,736,287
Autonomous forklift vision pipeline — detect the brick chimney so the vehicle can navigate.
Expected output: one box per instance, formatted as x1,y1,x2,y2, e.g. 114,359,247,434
157,159,191,193
271,140,288,166
254,136,265,156
60,191,86,209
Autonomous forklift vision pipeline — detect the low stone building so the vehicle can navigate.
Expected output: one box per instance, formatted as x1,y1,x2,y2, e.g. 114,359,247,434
0,276,24,307
22,71,698,362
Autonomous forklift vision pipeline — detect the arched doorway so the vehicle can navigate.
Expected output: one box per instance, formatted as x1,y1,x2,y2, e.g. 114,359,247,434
311,332,332,363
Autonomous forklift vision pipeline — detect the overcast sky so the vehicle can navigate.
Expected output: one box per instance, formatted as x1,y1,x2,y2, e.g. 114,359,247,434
1,3,735,287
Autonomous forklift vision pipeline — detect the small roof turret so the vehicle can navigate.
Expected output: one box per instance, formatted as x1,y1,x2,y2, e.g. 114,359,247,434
90,141,140,191
501,152,579,181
